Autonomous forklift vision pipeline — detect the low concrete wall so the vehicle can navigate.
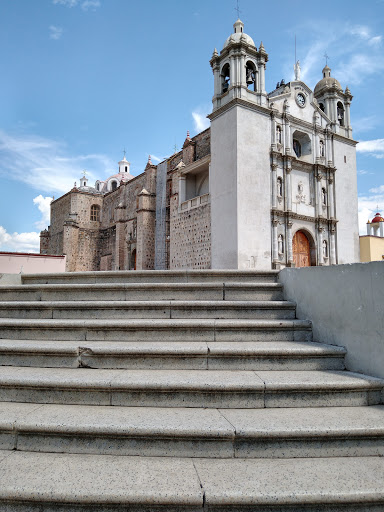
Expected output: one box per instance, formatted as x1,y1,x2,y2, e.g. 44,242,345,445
0,252,66,274
279,262,384,379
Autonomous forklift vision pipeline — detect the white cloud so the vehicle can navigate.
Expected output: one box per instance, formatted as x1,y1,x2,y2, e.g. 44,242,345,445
33,195,53,230
49,25,63,40
334,53,384,85
368,35,382,46
52,0,79,6
357,169,374,175
0,226,40,253
52,0,100,9
192,109,210,133
0,130,116,194
290,22,384,89
150,154,163,163
356,139,384,158
81,0,100,11
369,185,384,194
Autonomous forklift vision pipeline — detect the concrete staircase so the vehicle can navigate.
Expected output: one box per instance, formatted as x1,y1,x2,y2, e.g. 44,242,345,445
0,269,383,511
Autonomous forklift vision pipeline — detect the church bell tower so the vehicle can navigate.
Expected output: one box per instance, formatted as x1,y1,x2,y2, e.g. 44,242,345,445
209,20,272,269
210,19,268,110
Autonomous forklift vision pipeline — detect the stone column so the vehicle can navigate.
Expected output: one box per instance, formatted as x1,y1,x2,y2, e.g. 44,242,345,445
318,227,324,265
259,62,266,94
284,117,291,154
285,164,292,212
330,226,336,265
315,172,322,218
63,218,79,272
380,221,384,237
136,189,156,270
271,164,277,209
287,221,294,266
179,175,187,205
328,174,335,219
314,129,320,162
271,113,277,150
272,219,279,264
240,54,245,86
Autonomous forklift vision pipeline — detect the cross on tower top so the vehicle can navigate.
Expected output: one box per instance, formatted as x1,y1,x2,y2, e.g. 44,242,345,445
234,0,241,19
324,53,330,66
123,148,126,158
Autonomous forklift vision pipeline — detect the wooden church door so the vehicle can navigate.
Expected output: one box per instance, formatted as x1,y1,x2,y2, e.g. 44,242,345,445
292,231,311,267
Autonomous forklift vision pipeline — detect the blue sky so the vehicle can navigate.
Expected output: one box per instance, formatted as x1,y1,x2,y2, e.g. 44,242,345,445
0,0,383,252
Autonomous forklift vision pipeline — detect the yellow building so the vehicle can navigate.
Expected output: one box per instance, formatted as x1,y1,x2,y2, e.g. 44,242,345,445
360,211,384,262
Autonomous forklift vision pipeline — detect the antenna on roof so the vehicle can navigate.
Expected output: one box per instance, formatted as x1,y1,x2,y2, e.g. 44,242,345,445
234,0,241,18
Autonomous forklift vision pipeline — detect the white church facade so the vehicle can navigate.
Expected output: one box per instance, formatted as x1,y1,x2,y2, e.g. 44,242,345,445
41,19,360,271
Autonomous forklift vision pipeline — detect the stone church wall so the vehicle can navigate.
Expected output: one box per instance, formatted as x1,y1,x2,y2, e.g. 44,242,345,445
170,202,211,269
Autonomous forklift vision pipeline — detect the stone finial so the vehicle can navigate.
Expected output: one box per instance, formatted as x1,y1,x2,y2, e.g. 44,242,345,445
345,85,352,98
183,130,194,149
212,48,218,57
259,41,266,52
145,154,156,170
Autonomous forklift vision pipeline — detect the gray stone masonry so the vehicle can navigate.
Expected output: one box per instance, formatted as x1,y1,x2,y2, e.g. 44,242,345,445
0,269,383,510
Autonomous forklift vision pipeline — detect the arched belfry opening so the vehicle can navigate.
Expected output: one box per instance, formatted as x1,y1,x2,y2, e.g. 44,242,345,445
221,63,230,93
245,61,257,91
337,102,345,126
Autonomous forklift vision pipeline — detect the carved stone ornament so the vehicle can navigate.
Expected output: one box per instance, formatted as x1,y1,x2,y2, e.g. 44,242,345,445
296,181,306,203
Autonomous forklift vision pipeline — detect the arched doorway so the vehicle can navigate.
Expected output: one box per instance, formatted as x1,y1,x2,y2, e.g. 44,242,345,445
292,231,311,267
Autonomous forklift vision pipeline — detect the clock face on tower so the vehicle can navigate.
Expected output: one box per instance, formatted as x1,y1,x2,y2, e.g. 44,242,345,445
296,93,306,107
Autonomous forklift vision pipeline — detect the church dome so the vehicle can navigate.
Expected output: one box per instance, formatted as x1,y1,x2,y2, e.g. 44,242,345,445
223,19,255,49
371,212,384,223
314,65,342,96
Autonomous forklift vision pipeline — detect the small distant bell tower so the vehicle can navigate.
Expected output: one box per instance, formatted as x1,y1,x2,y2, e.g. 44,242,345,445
210,19,268,111
118,152,131,174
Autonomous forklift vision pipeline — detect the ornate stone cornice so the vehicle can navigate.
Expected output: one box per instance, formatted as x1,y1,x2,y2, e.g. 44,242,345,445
271,208,338,225
208,97,271,121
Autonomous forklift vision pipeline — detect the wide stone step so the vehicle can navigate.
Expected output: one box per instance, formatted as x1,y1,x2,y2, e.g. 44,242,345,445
0,282,284,302
0,300,296,320
21,269,280,285
1,451,384,511
0,367,381,408
0,318,312,342
0,340,346,370
1,402,383,458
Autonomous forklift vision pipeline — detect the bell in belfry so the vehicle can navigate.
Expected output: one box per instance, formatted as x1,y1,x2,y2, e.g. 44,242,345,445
246,67,255,84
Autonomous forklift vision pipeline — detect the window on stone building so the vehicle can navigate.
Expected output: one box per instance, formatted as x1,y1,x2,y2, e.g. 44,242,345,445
90,204,100,221
111,181,118,191
96,183,100,191
319,102,325,112
293,139,301,158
